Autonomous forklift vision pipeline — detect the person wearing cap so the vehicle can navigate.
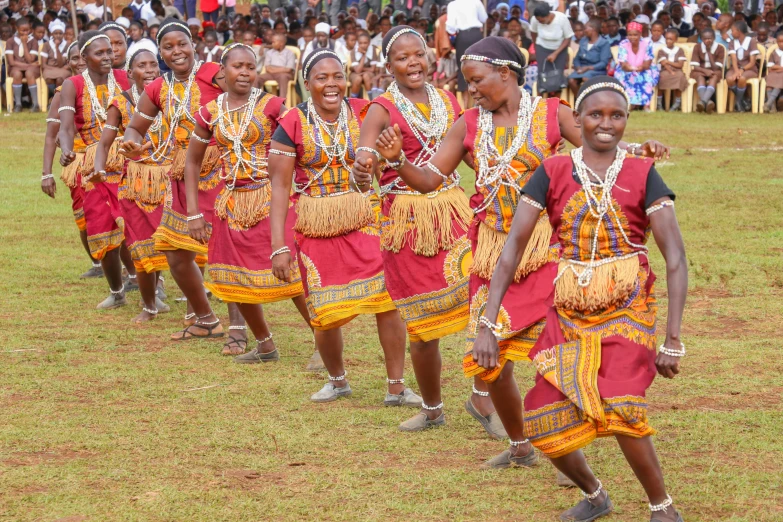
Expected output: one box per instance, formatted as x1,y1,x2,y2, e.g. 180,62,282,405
531,3,574,97
303,22,348,63
633,13,652,38
42,18,70,87
445,0,487,99
186,17,202,40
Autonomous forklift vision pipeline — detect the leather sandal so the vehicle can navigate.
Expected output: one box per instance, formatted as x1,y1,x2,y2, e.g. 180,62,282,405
171,320,224,341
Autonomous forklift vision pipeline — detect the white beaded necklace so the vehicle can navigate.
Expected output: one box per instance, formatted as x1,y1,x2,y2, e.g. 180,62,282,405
81,69,119,126
148,61,202,163
130,84,162,133
383,82,457,198
473,89,538,215
554,147,648,288
294,98,359,198
213,88,268,190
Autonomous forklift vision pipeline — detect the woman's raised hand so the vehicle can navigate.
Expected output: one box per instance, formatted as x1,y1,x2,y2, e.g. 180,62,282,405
375,124,404,162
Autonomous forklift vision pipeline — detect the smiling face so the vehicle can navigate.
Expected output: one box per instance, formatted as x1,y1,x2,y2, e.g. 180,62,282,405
305,57,346,112
385,33,428,90
159,31,195,76
461,60,511,111
585,3,596,16
84,37,114,75
68,45,86,75
130,50,160,90
222,46,256,96
575,90,628,153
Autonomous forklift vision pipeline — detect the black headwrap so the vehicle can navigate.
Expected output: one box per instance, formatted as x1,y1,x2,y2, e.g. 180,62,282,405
461,36,527,86
99,21,126,36
156,17,192,46
381,25,427,60
574,75,630,111
302,49,342,80
532,4,551,18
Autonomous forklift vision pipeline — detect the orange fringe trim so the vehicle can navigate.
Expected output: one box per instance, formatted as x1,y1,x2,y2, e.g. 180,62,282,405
554,256,640,314
124,162,169,205
169,145,221,181
215,183,271,229
295,192,374,238
470,214,552,282
60,153,85,188
381,188,473,257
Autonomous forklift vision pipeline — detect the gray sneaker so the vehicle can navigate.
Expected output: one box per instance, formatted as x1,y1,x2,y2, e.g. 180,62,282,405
384,387,423,407
557,470,577,488
465,398,508,440
305,350,325,372
398,412,446,432
80,265,104,278
96,293,126,310
481,447,539,469
234,348,279,364
559,493,613,522
310,382,352,402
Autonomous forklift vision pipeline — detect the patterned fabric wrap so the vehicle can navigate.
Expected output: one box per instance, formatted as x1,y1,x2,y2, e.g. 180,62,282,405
197,93,304,304
523,155,659,459
368,91,472,342
70,182,87,231
614,40,660,106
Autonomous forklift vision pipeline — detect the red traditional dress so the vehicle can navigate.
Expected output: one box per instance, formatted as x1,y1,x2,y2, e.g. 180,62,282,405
462,96,564,383
145,62,223,265
369,86,473,343
65,70,130,259
194,90,304,304
54,85,88,232
111,88,169,273
272,98,395,329
520,152,674,459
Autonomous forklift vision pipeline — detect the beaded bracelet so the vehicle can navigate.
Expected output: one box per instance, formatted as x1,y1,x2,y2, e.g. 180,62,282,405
269,246,291,260
421,401,443,411
646,200,674,216
41,174,54,181
104,124,120,132
625,142,642,155
658,342,686,357
269,148,297,157
649,495,673,512
46,118,60,124
356,146,381,161
509,439,530,446
328,370,347,381
58,105,76,113
520,194,544,211
424,161,449,179
386,151,406,170
136,111,156,121
191,133,211,144
386,378,405,385
478,315,502,337
186,213,204,222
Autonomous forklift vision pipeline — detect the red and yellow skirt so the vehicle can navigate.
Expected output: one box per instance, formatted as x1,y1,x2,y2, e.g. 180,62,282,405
523,268,659,459
205,184,303,304
60,154,86,231
80,146,126,261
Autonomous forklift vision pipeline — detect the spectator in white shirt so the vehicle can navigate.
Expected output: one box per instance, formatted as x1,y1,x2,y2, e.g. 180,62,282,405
446,0,487,93
303,22,349,64
82,0,112,20
531,3,574,97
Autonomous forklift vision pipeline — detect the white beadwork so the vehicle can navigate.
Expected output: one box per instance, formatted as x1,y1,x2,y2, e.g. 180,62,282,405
646,200,674,216
386,378,405,385
382,27,426,59
131,84,162,133
553,147,649,290
58,105,76,113
191,133,211,144
82,69,120,125
328,370,347,381
649,495,673,512
142,307,158,314
46,117,60,123
79,34,110,54
356,146,381,160
520,194,544,210
269,246,291,259
256,332,273,344
460,54,522,72
472,384,489,397
421,401,443,411
104,124,120,132
473,89,539,215
110,285,125,295
509,439,530,446
186,213,204,221
575,82,630,110
583,480,603,500
658,342,686,357
269,148,297,157
228,325,247,330
478,315,503,337
41,174,55,180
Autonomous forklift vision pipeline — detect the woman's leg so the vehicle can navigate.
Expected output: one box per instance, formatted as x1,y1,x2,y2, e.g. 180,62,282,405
95,247,126,309
165,249,220,337
133,269,159,323
408,338,442,418
235,302,272,354
119,243,137,279
550,448,612,520
375,309,407,396
224,302,248,354
615,435,680,521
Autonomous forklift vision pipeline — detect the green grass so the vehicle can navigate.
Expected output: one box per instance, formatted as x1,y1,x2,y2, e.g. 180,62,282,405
1,112,782,521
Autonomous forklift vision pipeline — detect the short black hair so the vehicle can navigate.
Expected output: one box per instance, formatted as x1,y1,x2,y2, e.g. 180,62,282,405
700,27,715,38
664,27,680,37
651,20,665,29
732,20,748,33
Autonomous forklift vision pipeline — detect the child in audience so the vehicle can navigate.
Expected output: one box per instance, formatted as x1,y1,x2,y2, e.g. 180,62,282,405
690,28,725,113
256,32,295,97
605,17,622,46
656,28,688,111
716,13,734,47
5,16,41,112
762,30,783,112
650,20,666,55
726,20,759,112
242,28,264,74
199,30,223,63
41,18,69,89
756,22,774,49
348,30,378,98
435,47,458,92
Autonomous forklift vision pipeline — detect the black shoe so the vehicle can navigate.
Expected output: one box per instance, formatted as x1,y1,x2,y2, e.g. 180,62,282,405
13,105,22,113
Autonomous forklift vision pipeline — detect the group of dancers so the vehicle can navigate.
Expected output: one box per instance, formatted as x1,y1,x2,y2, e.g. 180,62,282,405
40,18,688,522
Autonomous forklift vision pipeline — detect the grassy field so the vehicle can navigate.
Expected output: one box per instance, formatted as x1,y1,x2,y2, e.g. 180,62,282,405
1,112,782,521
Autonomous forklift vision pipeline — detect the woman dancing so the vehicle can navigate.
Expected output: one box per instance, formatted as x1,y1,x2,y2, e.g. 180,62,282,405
268,49,420,406
41,42,101,279
121,18,246,346
58,30,132,310
473,75,686,522
185,43,313,359
355,26,474,432
369,37,668,471
92,40,170,323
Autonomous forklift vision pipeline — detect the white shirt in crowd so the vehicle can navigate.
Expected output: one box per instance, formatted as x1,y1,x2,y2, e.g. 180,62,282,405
446,0,487,33
82,3,111,20
303,39,349,64
530,11,574,50
127,38,158,57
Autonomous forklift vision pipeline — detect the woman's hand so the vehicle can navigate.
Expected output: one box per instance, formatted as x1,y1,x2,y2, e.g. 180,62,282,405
546,52,557,63
187,216,209,244
376,124,404,162
82,170,104,185
271,251,294,282
640,140,670,160
120,140,145,159
655,339,683,379
352,156,374,191
556,138,567,153
472,325,501,371
41,177,56,198
59,150,76,166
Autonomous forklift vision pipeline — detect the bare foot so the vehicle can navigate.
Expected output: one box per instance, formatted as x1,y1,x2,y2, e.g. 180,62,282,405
132,309,157,324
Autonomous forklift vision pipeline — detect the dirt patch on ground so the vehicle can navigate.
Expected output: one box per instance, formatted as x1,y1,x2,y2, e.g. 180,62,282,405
2,448,97,467
651,387,783,412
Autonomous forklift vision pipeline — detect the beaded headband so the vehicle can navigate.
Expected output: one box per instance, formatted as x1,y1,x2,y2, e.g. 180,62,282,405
100,23,126,35
156,21,192,45
383,27,426,59
220,42,256,64
80,34,110,55
302,49,341,79
460,54,523,72
66,41,79,57
575,81,630,110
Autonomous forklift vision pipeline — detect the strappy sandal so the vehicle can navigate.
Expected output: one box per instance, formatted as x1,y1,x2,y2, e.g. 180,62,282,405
222,326,248,356
183,313,196,327
171,316,224,341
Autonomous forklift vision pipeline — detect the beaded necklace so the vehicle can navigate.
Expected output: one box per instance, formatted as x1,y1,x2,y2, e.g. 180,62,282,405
553,147,648,288
382,82,458,199
82,69,119,126
473,89,538,215
148,60,203,163
294,98,360,198
212,88,268,190
130,84,162,133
